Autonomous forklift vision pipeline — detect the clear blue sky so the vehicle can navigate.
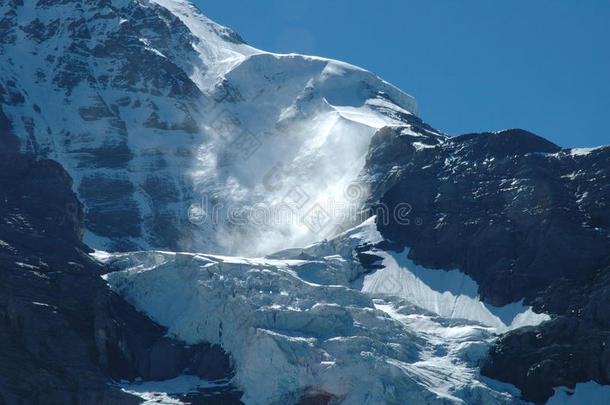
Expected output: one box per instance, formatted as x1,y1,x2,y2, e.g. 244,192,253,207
197,1,610,148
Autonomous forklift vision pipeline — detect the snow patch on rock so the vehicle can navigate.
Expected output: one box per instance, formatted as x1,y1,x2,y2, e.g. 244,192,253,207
545,381,610,405
362,249,550,332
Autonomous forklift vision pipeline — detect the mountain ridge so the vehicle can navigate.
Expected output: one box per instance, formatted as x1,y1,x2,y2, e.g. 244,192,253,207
1,0,423,255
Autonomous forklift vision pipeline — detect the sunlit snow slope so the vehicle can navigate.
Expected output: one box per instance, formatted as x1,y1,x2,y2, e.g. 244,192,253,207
1,0,437,255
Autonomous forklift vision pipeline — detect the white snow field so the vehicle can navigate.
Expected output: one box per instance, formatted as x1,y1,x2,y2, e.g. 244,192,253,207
101,218,550,405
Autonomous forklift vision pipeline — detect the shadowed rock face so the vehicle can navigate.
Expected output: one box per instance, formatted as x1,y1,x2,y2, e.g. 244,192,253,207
362,125,610,403
365,127,609,306
481,267,610,403
0,125,242,404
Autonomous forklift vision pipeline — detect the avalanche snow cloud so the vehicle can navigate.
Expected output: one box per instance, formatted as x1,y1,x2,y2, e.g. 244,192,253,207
1,0,426,256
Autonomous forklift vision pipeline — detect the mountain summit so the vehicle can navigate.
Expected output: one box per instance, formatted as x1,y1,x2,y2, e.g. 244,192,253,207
1,0,430,256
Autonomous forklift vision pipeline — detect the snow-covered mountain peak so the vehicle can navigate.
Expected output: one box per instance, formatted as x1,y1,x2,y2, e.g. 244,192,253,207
1,0,429,255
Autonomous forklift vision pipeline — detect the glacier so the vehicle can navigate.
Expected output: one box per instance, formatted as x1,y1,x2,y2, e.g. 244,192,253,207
101,218,549,405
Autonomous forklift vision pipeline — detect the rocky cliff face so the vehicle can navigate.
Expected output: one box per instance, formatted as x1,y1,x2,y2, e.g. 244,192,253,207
0,119,241,404
361,125,610,403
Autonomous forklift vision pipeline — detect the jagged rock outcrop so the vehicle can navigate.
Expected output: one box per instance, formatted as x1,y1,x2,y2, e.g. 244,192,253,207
0,124,241,404
481,262,610,403
362,125,610,402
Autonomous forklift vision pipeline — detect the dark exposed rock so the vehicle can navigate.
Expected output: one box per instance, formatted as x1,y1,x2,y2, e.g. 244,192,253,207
297,389,341,405
362,125,610,403
482,266,610,403
78,175,141,240
0,134,242,403
0,106,20,151
365,126,609,307
354,244,384,271
72,140,133,170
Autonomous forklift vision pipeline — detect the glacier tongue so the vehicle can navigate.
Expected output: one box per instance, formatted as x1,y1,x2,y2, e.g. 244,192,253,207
101,218,543,405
